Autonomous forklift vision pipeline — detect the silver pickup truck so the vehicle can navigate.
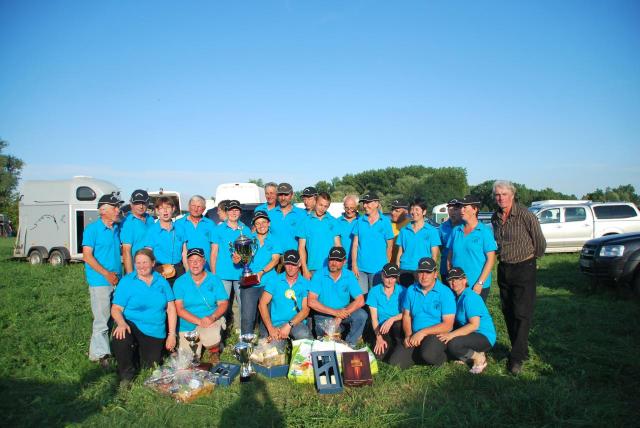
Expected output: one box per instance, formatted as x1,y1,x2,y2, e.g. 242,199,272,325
528,200,640,253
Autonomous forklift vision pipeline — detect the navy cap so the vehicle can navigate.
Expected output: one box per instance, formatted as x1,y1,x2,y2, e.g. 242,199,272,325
416,257,437,272
447,198,461,206
226,200,241,211
277,183,293,194
360,192,380,203
391,199,408,210
302,186,318,197
283,249,301,265
252,210,269,224
328,246,347,261
98,193,123,208
382,263,400,277
187,248,205,258
459,195,481,206
130,189,150,204
447,267,466,280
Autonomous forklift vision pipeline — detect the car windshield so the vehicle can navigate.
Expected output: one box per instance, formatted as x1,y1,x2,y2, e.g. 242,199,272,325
528,207,541,215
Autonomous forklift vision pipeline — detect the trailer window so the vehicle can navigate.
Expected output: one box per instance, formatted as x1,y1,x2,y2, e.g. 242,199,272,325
593,205,638,219
76,186,96,201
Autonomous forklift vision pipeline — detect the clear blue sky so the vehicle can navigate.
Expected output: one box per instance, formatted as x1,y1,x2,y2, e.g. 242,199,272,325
1,1,639,201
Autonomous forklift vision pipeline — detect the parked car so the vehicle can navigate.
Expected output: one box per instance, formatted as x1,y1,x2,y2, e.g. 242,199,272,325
579,232,640,294
529,200,640,253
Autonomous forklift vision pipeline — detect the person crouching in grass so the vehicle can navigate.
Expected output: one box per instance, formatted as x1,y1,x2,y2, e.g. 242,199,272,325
437,267,496,374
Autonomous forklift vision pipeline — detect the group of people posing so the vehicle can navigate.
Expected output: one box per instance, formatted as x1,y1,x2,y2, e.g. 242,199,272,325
82,180,545,383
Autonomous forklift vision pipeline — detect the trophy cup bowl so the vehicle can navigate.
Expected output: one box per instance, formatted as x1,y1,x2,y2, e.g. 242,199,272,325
231,233,259,287
234,336,256,382
184,330,200,367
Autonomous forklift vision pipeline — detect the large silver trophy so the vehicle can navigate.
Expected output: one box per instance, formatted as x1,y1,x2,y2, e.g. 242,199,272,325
233,333,256,382
229,228,259,287
184,330,200,367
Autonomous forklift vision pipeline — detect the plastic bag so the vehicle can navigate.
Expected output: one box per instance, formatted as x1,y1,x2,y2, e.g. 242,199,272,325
287,339,315,384
250,338,288,367
317,318,344,342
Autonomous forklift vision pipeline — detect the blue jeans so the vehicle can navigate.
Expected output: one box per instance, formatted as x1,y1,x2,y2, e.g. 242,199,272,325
240,285,264,335
357,271,381,295
259,320,313,340
222,279,241,327
314,309,368,347
88,285,114,360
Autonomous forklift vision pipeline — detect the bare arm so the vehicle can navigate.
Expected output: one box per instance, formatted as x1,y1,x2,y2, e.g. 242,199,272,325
298,238,311,279
351,235,360,277
473,251,496,294
438,316,480,344
395,246,403,266
385,239,393,262
122,245,133,274
165,301,177,350
307,291,339,317
431,246,440,264
210,243,218,274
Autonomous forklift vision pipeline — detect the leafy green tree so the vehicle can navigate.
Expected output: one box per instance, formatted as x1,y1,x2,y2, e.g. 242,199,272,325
584,185,639,204
248,178,264,187
0,139,24,226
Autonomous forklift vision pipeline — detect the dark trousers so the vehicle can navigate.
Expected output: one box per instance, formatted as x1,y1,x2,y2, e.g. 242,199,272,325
498,258,536,363
399,271,415,287
370,320,404,362
479,287,490,303
111,321,164,381
388,334,447,369
446,333,492,362
240,285,264,335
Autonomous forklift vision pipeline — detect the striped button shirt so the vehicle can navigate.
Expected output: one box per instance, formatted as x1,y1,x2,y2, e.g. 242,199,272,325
491,203,546,263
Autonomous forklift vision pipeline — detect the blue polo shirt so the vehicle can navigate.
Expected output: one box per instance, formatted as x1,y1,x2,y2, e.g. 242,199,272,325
309,268,362,310
144,221,186,265
120,212,154,256
248,233,281,287
173,272,229,332
264,273,311,327
353,212,394,273
455,288,497,345
212,221,252,280
366,284,406,324
255,203,278,213
448,222,497,289
402,281,456,333
297,213,340,271
113,271,175,338
337,215,358,266
397,222,442,270
438,219,455,276
268,205,307,252
175,216,216,267
82,218,122,287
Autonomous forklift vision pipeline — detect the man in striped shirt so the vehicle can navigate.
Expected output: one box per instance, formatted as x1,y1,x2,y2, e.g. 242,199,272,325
491,180,546,375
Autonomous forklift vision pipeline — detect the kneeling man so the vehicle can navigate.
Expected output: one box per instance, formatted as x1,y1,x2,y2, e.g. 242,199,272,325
308,246,367,347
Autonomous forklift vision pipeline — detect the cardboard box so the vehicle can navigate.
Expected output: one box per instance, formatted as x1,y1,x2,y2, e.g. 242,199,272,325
210,362,240,386
311,351,343,394
254,363,290,378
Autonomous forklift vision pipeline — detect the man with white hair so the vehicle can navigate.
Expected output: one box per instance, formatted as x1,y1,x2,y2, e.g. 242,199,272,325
491,180,546,375
176,195,216,271
82,193,123,367
255,182,279,213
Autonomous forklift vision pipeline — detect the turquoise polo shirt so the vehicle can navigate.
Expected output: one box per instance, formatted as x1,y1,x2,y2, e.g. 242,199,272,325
248,232,282,288
144,221,186,265
120,212,154,256
353,212,394,273
264,273,311,327
212,221,252,280
113,271,175,338
455,288,497,345
366,284,406,324
448,222,497,289
255,203,278,213
173,271,229,332
309,268,362,310
402,281,456,333
175,216,216,266
268,205,307,252
438,219,454,276
297,213,340,271
397,222,442,270
82,218,122,287
337,215,358,266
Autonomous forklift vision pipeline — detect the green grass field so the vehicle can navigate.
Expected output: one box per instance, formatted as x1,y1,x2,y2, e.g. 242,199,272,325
1,237,639,427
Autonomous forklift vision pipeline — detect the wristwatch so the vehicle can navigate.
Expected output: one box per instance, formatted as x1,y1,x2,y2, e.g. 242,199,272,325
477,280,484,286
288,321,295,327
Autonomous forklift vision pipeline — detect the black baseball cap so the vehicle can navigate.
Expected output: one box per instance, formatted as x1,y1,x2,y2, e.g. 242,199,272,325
447,267,466,280
252,210,269,224
391,199,408,210
447,198,461,207
302,186,318,197
98,193,123,208
459,195,481,206
360,192,380,203
277,183,293,194
187,248,205,259
416,257,437,272
226,200,241,211
130,189,150,204
328,246,347,261
382,263,400,278
283,249,301,265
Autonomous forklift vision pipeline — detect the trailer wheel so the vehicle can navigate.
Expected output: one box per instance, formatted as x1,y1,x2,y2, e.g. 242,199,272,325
28,249,44,265
48,250,67,267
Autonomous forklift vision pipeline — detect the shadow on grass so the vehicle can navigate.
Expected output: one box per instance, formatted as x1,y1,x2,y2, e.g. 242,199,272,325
220,375,283,427
0,366,117,427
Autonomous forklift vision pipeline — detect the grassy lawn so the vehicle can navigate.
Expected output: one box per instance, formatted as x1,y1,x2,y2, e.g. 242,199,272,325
1,237,639,427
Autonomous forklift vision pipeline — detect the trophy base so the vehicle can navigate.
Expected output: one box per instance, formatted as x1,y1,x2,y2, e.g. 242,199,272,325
240,274,260,287
240,374,253,383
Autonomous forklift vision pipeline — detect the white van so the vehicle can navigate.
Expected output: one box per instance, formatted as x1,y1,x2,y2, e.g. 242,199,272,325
214,183,266,205
529,201,640,253
13,177,121,265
